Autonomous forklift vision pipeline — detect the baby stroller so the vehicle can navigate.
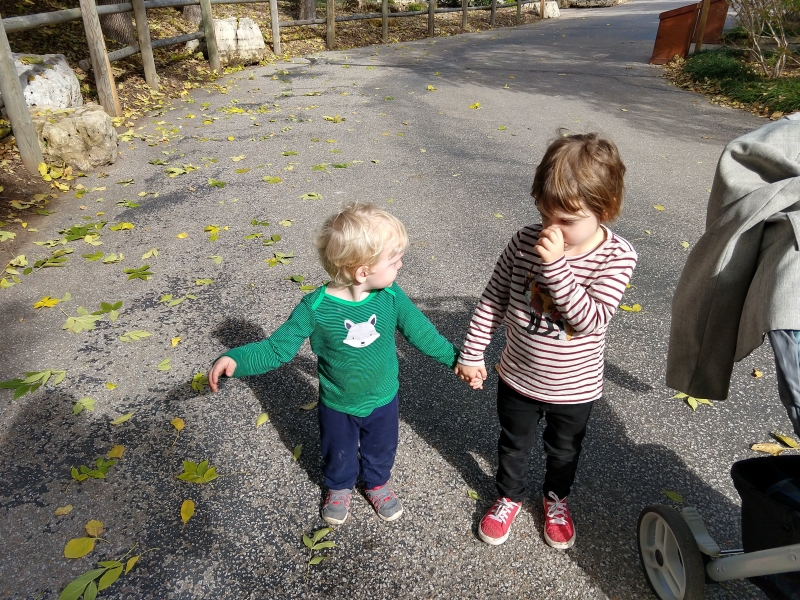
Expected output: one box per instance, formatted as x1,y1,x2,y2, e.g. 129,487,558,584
637,455,800,600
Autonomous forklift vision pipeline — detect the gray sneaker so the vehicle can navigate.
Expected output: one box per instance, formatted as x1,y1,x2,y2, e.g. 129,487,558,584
322,488,352,525
365,483,403,522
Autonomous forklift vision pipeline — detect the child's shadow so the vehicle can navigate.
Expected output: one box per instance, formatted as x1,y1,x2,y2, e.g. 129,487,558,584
397,295,759,599
210,318,324,491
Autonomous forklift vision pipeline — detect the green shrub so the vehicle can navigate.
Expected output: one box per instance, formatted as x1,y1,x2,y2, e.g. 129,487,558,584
407,2,426,10
683,49,800,113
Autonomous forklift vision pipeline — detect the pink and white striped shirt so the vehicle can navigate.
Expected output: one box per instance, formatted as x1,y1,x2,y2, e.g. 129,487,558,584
459,224,637,404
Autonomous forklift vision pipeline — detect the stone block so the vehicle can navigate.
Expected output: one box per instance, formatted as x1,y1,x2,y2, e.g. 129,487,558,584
532,0,561,18
198,17,267,66
0,53,82,111
30,104,118,172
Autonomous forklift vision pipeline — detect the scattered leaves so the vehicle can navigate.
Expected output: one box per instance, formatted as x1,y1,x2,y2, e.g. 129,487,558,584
256,412,270,428
771,432,799,448
107,445,125,459
467,489,481,501
191,373,209,393
662,490,684,503
181,499,195,525
55,505,74,516
123,265,153,281
293,444,302,460
120,330,151,342
157,358,172,371
653,204,665,211
619,304,642,312
752,368,763,378
751,442,786,456
0,369,67,400
110,412,134,426
73,397,96,415
176,460,218,484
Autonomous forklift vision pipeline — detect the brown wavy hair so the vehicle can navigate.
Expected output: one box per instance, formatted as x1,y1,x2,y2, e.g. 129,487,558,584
531,132,626,223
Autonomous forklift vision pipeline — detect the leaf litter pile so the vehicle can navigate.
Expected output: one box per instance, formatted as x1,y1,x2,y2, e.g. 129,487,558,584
0,4,797,598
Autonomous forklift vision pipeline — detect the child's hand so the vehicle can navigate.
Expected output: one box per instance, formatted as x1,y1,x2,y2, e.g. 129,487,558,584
535,225,565,263
454,363,487,390
208,356,237,392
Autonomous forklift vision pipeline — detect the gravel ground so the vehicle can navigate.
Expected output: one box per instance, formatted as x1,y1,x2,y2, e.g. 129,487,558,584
0,1,790,598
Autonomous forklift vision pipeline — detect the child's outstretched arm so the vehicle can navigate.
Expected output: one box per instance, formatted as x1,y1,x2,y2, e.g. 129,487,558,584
208,356,237,392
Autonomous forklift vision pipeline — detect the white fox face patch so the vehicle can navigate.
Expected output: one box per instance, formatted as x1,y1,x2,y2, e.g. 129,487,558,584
343,314,380,348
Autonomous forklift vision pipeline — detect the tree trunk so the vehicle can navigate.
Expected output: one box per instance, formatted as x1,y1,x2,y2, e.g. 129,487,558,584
96,0,137,45
181,5,203,25
299,0,317,20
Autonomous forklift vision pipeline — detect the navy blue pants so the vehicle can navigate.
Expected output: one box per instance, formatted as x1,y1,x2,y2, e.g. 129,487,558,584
318,395,399,490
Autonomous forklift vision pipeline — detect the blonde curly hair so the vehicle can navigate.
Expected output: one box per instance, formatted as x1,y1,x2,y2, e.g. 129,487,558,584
315,203,408,287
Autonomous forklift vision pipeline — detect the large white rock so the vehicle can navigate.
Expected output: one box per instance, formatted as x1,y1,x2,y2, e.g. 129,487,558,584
29,104,118,172
195,17,267,65
0,53,83,110
532,0,561,17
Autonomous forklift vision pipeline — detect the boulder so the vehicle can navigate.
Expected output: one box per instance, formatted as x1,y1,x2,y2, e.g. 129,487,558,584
192,17,267,65
29,104,118,172
532,0,561,17
0,53,82,111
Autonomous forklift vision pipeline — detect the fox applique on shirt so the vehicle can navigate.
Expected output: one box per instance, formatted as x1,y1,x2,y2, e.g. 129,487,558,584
221,283,457,417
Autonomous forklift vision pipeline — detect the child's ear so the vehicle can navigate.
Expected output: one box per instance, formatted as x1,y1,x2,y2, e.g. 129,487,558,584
354,265,369,284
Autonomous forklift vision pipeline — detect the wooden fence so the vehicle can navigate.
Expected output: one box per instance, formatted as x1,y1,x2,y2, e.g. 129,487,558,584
1,0,544,174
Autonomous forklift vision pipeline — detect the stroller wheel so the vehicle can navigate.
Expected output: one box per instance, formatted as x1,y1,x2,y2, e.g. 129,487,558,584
637,504,705,600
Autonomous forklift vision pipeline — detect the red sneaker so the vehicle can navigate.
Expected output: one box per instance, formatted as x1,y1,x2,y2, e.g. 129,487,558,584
479,497,522,545
542,491,575,549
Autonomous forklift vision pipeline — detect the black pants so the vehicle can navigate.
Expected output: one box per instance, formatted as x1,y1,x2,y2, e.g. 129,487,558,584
496,378,594,501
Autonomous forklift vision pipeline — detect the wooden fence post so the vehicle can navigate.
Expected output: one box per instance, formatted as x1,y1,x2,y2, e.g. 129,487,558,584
0,13,43,174
490,0,496,26
199,0,219,73
539,0,545,19
517,0,521,23
461,0,467,30
428,0,435,37
693,0,711,52
78,0,121,117
269,0,281,54
382,0,389,43
131,0,158,90
326,0,335,49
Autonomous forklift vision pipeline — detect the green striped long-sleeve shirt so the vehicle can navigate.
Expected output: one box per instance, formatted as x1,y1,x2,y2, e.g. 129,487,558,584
222,283,457,417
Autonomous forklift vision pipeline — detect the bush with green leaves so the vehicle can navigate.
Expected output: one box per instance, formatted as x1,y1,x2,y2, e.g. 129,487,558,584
683,49,800,113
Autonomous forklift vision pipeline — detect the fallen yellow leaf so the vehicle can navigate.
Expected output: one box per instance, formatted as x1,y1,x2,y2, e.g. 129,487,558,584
176,232,188,239
85,520,103,537
751,443,785,456
653,205,665,211
752,368,763,378
107,444,125,459
171,337,181,347
181,499,195,525
171,417,185,432
55,504,73,516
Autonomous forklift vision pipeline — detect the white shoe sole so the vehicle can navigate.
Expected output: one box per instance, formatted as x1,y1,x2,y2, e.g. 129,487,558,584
478,527,510,545
544,530,575,549
321,512,348,525
375,506,403,522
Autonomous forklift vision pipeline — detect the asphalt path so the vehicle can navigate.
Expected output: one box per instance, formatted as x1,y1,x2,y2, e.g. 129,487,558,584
0,1,789,598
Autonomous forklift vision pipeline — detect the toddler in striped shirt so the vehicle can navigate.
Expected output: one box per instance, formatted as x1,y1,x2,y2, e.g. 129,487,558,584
455,133,638,549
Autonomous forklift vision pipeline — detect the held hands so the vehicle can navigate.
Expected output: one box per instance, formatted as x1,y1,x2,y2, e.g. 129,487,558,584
208,356,237,392
535,226,565,264
454,363,487,390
